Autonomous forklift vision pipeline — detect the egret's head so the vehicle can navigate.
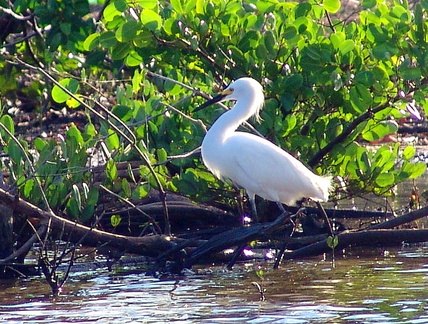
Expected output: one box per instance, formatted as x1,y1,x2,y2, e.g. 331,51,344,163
196,77,264,121
222,78,264,101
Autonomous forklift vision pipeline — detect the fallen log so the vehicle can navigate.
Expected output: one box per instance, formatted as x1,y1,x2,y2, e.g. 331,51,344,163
369,206,428,229
0,188,176,264
282,228,428,260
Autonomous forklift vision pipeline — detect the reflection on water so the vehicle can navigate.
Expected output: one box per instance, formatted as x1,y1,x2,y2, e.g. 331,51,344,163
1,245,428,323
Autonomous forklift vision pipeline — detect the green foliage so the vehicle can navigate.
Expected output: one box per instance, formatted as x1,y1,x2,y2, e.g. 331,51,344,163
327,235,339,249
1,0,428,226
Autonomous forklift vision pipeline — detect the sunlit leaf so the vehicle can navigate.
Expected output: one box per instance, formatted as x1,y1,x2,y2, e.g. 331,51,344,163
106,158,118,181
170,0,184,14
324,0,340,13
67,123,84,146
111,214,122,227
138,0,158,9
140,9,162,31
0,115,15,135
375,173,395,187
106,129,120,150
339,39,354,55
51,78,79,104
402,146,416,160
83,33,100,51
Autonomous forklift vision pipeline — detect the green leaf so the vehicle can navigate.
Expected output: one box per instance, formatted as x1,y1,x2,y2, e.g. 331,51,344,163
184,0,197,13
83,33,100,51
67,198,80,218
339,39,354,55
139,0,158,9
51,78,79,103
23,178,35,198
324,0,340,13
112,42,132,60
284,74,303,89
122,178,131,198
99,31,118,48
6,139,23,165
112,105,133,121
60,22,71,35
402,146,416,160
305,45,322,61
141,9,162,31
157,148,168,162
375,173,395,187
362,0,376,8
350,85,372,113
355,71,376,87
125,51,143,67
132,183,150,200
106,129,120,150
361,120,398,142
85,123,97,137
295,2,312,17
67,123,84,147
264,30,276,53
399,67,422,81
284,26,297,40
116,20,141,42
103,1,127,21
34,137,47,151
0,115,15,135
106,158,118,181
327,235,339,249
111,214,122,227
401,162,427,179
170,0,184,14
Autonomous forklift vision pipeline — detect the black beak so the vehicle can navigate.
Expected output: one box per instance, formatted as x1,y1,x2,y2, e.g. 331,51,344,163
194,93,227,112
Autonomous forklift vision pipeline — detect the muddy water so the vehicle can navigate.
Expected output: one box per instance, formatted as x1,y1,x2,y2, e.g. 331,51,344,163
1,245,428,323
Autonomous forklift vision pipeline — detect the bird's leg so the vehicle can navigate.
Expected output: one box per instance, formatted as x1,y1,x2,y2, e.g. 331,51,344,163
272,202,298,269
276,201,287,217
275,202,294,226
315,201,333,235
249,197,259,223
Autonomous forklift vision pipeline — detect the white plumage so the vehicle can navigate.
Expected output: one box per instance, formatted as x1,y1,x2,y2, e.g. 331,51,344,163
199,77,331,217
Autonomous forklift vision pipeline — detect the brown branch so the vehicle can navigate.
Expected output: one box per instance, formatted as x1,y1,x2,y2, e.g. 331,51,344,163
0,188,175,261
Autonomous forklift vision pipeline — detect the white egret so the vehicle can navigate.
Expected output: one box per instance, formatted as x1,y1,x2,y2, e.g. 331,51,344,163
197,77,331,221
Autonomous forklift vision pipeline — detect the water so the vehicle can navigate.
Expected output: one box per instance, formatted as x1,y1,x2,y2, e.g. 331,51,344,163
1,245,428,323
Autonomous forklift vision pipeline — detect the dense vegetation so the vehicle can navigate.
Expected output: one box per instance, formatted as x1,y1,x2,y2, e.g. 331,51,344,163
0,0,428,283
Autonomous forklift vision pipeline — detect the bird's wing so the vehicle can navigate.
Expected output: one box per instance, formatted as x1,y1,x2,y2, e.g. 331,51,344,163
223,132,327,205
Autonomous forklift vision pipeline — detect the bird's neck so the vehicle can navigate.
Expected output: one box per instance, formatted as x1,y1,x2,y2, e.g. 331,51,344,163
205,97,260,144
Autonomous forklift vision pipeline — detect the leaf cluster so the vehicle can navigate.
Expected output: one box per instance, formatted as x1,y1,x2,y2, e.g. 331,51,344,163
1,0,428,226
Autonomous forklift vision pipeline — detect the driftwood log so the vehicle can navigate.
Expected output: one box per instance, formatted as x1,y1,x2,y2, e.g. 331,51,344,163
1,185,428,274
